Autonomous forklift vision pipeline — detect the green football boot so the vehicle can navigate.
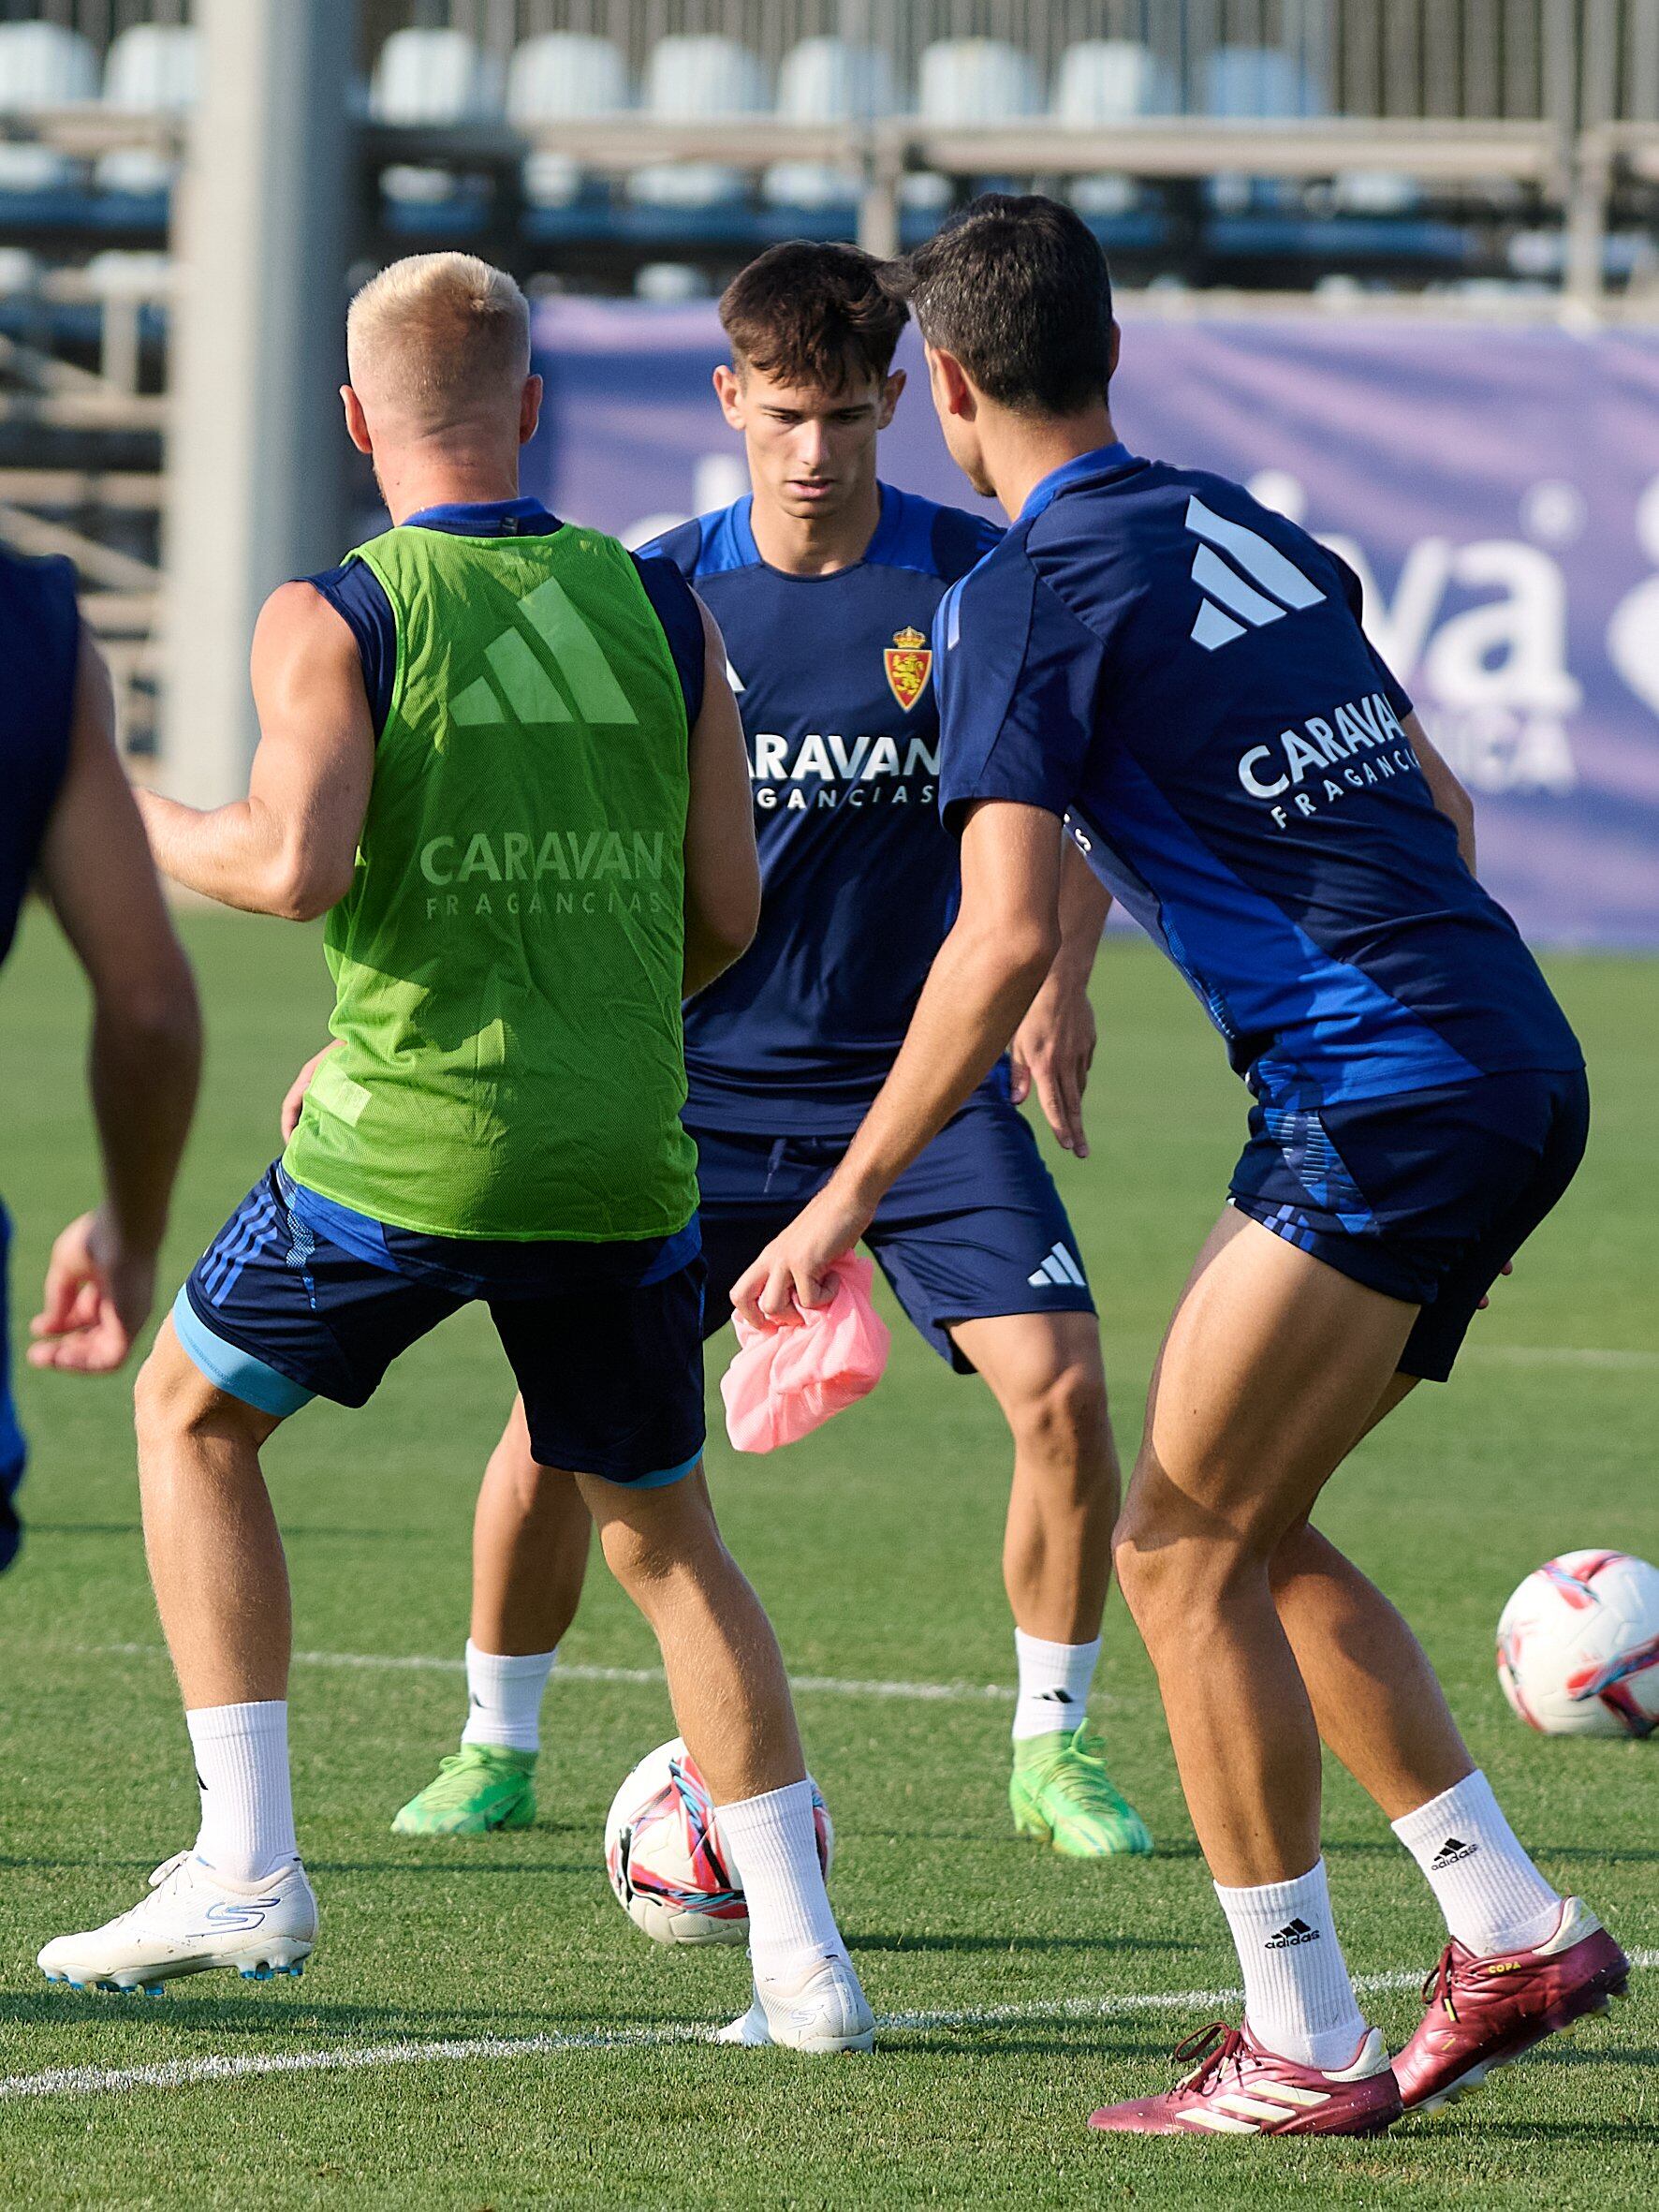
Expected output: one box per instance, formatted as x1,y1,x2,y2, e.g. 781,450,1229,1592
391,1746,537,1837
1010,1725,1153,1858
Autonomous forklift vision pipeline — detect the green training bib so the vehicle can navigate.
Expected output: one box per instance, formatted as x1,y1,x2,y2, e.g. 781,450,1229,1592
283,519,698,1242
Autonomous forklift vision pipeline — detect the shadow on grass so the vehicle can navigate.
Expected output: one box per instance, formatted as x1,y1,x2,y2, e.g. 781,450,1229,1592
848,1930,1202,1957
1474,2119,1659,2143
890,2028,1180,2062
29,1523,444,1545
0,1989,715,2042
1533,1845,1659,1865
0,1857,165,1874
1533,2041,1659,2068
845,1825,1207,1859
308,1859,589,1878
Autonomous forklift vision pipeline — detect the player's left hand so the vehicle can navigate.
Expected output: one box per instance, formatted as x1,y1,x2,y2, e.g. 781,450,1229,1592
281,1040,340,1142
27,1209,154,1374
1010,973,1095,1158
731,1182,875,1329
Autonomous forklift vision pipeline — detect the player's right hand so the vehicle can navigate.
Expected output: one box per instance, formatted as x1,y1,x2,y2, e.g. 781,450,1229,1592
27,1209,154,1375
281,1040,341,1142
1009,973,1095,1158
732,1180,874,1330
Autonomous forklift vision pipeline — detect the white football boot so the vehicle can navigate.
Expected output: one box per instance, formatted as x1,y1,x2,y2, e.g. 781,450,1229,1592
38,1851,316,1995
718,1953,876,2053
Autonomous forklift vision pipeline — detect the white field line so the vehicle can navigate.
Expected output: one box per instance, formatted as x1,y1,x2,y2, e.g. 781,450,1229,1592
1461,1344,1659,1371
0,1969,1427,2105
84,1643,1018,1704
7,1955,1652,2106
6,1955,1654,2105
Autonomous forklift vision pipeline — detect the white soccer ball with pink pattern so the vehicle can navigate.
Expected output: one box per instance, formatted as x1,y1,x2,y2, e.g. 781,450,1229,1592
1497,1550,1659,1738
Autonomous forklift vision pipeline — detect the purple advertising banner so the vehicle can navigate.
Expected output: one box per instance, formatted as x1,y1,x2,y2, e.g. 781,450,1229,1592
527,300,1659,949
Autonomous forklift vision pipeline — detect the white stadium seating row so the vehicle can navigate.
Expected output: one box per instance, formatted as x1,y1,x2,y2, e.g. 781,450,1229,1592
0,22,194,197
0,19,1382,217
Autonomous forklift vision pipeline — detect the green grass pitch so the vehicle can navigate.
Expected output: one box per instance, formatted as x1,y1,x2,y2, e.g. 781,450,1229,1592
0,909,1653,2209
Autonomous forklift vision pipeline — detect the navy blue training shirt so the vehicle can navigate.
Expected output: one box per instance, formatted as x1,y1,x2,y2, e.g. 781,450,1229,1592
649,483,1002,1132
935,446,1580,1109
307,496,704,737
0,548,78,964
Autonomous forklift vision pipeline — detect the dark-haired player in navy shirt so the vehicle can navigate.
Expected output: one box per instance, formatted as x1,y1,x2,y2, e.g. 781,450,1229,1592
372,241,1153,1860
739,199,1624,2134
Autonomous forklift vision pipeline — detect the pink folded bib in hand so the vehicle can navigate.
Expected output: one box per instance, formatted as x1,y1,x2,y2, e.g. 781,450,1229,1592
720,1254,891,1453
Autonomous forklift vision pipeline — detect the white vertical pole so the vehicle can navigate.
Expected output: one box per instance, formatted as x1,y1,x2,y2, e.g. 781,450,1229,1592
159,0,357,805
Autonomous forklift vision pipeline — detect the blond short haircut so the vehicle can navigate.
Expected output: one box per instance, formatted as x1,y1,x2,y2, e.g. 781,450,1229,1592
345,252,531,428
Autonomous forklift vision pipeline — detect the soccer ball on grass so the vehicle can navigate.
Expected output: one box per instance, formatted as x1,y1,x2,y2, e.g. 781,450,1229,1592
604,1736,833,1945
1496,1550,1659,1738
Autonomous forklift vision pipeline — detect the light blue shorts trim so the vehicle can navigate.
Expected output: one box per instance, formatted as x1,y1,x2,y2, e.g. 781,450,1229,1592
170,1286,316,1419
588,1445,703,1493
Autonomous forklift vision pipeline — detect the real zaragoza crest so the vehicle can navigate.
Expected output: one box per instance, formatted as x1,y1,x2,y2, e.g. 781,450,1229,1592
884,626,932,714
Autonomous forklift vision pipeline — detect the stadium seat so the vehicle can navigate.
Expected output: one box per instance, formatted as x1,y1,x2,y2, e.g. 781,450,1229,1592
917,37,1043,125
507,34,629,211
628,37,769,212
96,25,199,200
1052,39,1177,219
634,260,711,302
1201,43,1325,215
370,28,506,213
370,28,505,125
1200,39,1423,243
0,22,99,196
761,37,896,214
905,38,1044,215
1202,44,1325,122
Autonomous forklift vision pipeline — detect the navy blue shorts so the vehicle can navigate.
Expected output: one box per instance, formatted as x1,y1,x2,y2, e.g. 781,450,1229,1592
176,1167,707,1485
690,1088,1094,1374
1229,1066,1590,1382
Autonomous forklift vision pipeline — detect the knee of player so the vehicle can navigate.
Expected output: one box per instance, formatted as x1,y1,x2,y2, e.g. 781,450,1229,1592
493,1438,561,1516
133,1333,211,1450
1111,1495,1252,1621
1008,1354,1111,1468
596,1507,701,1595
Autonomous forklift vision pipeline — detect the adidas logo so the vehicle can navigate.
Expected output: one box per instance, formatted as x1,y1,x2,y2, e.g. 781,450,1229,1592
1265,1917,1320,1950
1035,1688,1074,1704
1027,1243,1086,1290
451,576,639,729
1431,1836,1478,1869
1184,494,1325,652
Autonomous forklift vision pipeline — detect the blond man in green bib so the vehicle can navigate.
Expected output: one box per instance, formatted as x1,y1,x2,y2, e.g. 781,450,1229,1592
37,255,875,2054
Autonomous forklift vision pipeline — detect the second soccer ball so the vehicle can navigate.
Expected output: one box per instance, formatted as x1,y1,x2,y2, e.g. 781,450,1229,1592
1497,1550,1659,1737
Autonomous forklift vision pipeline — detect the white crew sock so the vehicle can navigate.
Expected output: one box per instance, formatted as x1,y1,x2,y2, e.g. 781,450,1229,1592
1392,1769,1563,1957
714,1779,845,1984
1011,1630,1101,1743
186,1701,298,1884
461,1640,556,1753
1214,1859,1370,2070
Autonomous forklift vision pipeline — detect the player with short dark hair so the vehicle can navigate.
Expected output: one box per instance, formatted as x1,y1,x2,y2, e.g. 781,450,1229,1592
740,197,1627,2135
717,236,909,391
373,236,1153,1865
